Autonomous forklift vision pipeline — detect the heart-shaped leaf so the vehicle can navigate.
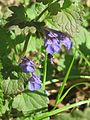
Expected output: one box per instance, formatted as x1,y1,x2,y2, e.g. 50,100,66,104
12,90,49,115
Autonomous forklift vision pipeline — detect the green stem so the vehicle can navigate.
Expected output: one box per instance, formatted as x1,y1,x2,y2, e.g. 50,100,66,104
34,100,90,120
54,51,76,108
43,53,48,89
45,75,90,85
57,82,90,104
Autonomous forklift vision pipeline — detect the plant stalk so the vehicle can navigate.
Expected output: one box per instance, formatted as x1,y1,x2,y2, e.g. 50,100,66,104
43,52,48,89
54,51,76,109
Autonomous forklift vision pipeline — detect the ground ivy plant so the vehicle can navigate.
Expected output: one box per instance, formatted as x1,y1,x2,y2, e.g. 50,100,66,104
0,0,90,120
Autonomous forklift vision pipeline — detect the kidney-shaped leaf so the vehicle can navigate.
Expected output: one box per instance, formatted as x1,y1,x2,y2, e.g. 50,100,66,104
2,80,24,95
53,4,82,36
12,90,49,115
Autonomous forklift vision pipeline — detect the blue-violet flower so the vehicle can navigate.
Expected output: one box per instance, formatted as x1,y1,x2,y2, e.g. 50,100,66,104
44,31,60,55
28,73,41,91
19,56,35,73
44,30,72,55
60,36,72,51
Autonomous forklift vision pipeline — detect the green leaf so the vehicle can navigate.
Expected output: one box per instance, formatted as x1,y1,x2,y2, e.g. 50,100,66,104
12,90,49,115
74,26,90,49
84,108,90,120
48,2,61,15
55,107,90,120
34,100,90,119
27,35,44,52
13,34,25,45
55,113,73,120
52,4,82,36
26,3,45,20
62,0,72,9
1,100,9,115
74,26,90,64
2,80,24,95
26,4,37,20
36,0,53,5
0,63,3,116
7,5,26,25
0,27,11,57
55,52,76,107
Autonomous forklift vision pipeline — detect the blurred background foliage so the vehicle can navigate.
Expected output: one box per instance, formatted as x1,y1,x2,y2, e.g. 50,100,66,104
0,0,90,79
0,0,90,119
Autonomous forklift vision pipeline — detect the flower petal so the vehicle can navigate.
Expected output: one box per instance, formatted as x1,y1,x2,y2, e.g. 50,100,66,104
28,81,41,91
19,56,35,73
48,32,58,38
60,37,72,50
46,45,54,54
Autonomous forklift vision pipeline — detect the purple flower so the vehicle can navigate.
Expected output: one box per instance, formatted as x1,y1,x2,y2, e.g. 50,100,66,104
44,32,60,55
19,56,35,73
28,73,41,91
44,30,72,54
48,31,58,38
60,36,72,51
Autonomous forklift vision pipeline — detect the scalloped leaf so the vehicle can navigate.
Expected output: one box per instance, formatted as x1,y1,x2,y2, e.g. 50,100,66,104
2,80,24,95
12,90,49,115
48,2,61,15
52,4,82,36
74,26,90,49
7,5,26,26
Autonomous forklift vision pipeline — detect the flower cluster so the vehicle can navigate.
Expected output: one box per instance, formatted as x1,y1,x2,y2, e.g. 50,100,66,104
44,30,72,62
19,29,72,90
19,56,41,91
